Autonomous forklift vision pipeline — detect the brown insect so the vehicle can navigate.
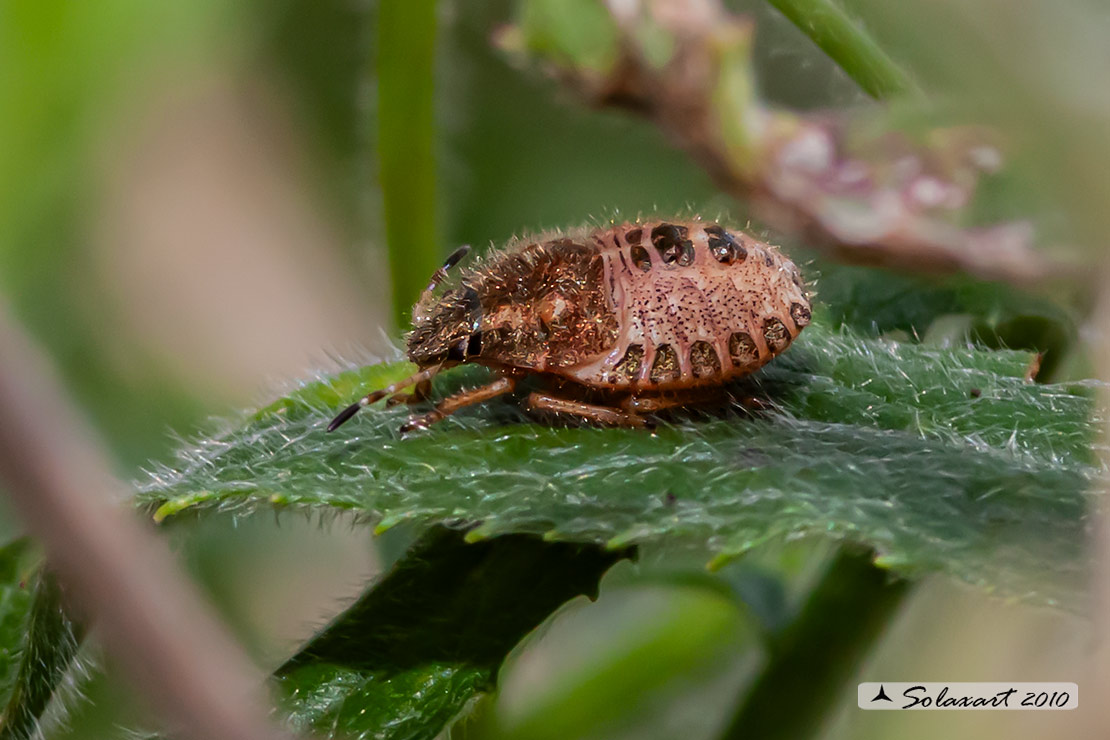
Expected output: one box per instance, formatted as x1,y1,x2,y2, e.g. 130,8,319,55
328,219,811,432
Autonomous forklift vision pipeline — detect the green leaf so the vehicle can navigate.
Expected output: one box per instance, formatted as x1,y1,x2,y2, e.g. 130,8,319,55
137,318,1099,607
0,565,85,740
814,262,1077,376
0,539,37,707
483,580,753,740
511,0,620,76
273,527,628,739
815,262,1075,337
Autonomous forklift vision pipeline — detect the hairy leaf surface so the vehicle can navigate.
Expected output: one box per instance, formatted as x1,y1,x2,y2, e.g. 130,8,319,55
0,539,36,708
138,322,1100,606
0,543,87,740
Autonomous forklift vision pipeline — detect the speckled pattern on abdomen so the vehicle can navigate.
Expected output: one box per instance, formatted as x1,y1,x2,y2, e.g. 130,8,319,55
561,220,810,390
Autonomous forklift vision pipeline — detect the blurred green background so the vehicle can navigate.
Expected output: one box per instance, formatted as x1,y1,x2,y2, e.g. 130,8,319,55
0,1,1100,738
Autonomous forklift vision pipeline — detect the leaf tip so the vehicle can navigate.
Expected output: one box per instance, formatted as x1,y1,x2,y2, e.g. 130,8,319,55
464,525,493,544
870,553,904,571
151,491,214,523
605,526,646,550
706,552,735,572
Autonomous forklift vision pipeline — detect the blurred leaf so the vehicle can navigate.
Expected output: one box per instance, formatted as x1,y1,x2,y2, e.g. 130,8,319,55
273,527,627,740
378,0,442,329
138,318,1099,607
719,547,908,740
0,566,85,740
483,583,752,740
814,261,1078,376
513,0,620,75
0,539,37,706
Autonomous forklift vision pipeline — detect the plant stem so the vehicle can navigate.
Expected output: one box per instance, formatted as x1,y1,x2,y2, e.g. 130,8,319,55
377,0,441,330
718,547,911,740
0,307,290,740
764,0,917,99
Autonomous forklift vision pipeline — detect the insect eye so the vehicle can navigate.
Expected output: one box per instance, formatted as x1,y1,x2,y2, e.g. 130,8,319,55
461,285,481,319
447,339,467,362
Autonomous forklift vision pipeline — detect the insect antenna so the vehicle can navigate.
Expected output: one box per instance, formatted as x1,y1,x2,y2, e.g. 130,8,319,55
326,364,442,432
419,245,471,303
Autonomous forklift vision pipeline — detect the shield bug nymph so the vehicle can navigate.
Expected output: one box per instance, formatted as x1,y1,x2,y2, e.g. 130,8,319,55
328,219,811,432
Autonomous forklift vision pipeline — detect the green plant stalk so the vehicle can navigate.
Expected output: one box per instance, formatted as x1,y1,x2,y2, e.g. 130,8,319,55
377,0,441,330
719,547,910,740
764,0,916,98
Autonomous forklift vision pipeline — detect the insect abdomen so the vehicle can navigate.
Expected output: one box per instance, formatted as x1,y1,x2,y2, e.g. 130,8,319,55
564,220,810,390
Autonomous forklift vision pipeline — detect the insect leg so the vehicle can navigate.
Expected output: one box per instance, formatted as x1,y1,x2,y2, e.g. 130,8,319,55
622,395,688,413
385,379,433,407
524,393,650,429
399,376,516,433
327,365,442,432
622,388,726,413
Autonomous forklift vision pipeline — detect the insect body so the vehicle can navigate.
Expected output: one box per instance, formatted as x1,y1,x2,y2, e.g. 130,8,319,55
328,220,811,431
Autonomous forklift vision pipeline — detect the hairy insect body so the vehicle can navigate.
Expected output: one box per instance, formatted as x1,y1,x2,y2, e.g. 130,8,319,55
568,223,809,390
406,239,618,370
329,220,810,431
